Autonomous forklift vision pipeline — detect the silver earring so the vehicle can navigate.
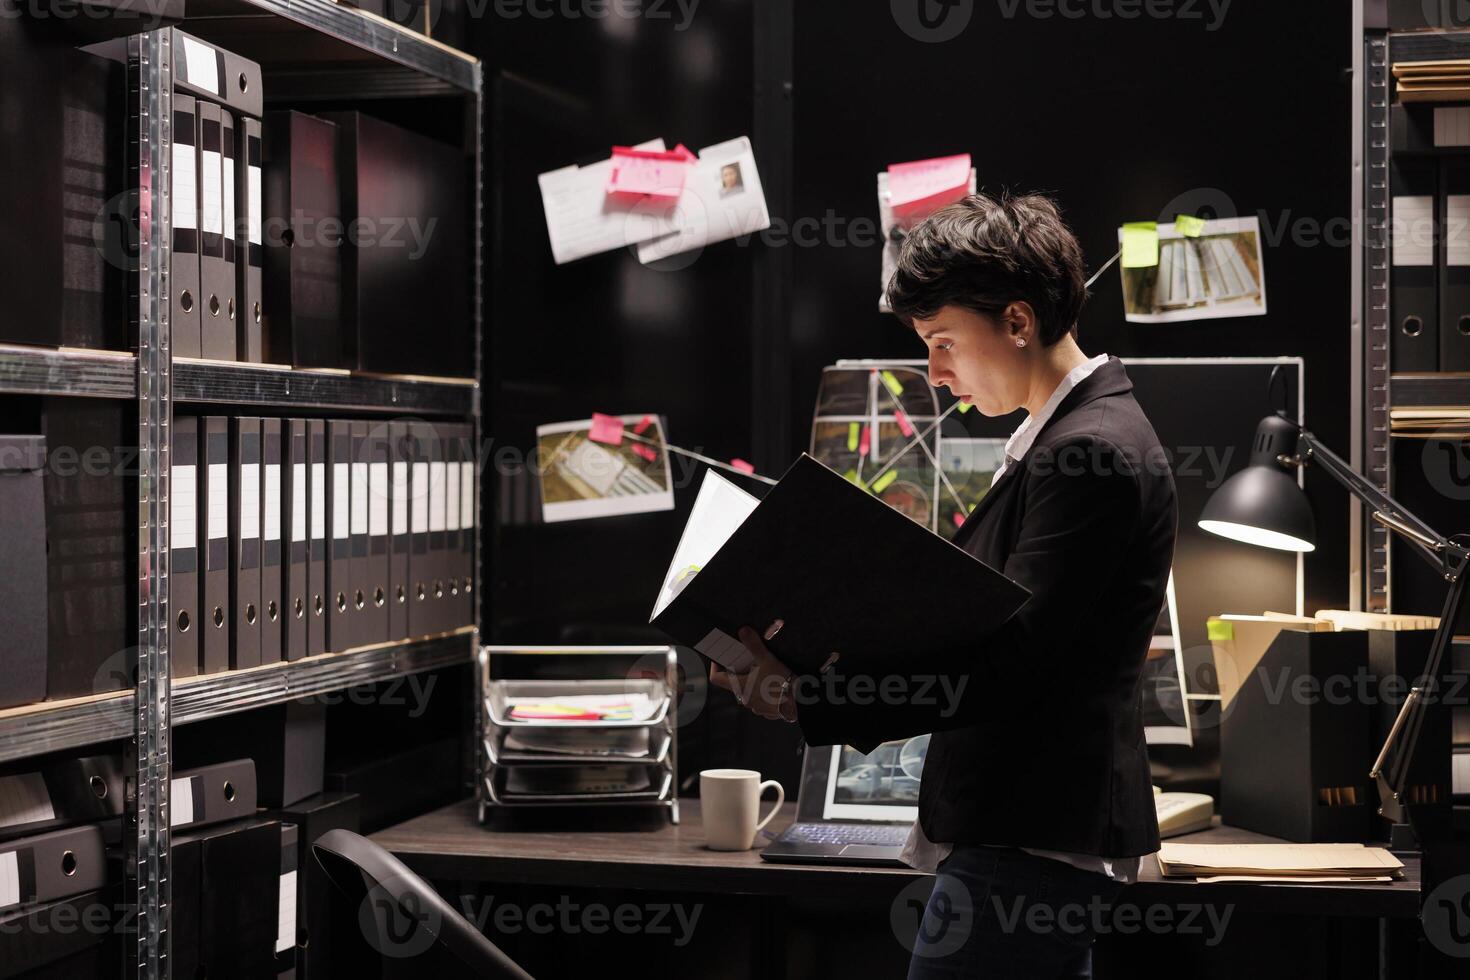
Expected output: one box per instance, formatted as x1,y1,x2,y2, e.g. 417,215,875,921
1016,338,1027,349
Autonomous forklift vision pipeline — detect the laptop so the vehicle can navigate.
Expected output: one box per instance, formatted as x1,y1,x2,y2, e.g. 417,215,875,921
760,736,927,867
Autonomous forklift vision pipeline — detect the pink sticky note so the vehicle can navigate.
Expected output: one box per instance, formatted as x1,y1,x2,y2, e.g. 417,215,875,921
607,146,693,200
589,413,624,446
858,424,871,457
634,414,655,435
632,443,657,462
895,409,914,438
887,154,972,216
954,511,966,528
730,458,755,475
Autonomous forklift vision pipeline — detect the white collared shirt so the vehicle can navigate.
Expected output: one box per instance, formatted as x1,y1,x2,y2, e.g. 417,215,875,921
899,352,1145,884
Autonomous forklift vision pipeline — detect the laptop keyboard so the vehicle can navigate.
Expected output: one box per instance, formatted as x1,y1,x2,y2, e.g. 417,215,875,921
781,822,911,846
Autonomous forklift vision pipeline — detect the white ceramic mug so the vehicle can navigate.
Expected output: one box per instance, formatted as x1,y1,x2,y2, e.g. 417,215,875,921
700,769,785,851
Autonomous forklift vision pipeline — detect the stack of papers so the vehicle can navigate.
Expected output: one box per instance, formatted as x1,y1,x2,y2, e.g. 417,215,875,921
1157,842,1405,883
1393,60,1470,103
1313,609,1441,632
503,727,652,758
506,693,659,723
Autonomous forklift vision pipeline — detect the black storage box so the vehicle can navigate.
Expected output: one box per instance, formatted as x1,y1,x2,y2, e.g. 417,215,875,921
0,435,48,709
274,791,360,980
1221,629,1375,842
177,701,326,810
172,817,282,980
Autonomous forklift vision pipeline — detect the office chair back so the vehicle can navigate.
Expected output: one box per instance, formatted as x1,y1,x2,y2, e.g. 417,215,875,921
311,828,534,980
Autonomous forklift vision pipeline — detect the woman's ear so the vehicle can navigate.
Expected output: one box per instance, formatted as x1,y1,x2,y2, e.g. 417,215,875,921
1004,302,1036,345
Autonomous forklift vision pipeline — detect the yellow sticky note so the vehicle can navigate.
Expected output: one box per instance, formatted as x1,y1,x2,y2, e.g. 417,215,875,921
1175,214,1206,238
844,469,860,484
956,400,973,414
847,423,860,452
871,470,898,494
1121,222,1159,268
880,370,904,397
967,503,975,513
1206,619,1234,642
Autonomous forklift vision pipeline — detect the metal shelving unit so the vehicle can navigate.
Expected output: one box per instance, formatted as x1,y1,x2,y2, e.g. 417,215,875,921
0,9,482,977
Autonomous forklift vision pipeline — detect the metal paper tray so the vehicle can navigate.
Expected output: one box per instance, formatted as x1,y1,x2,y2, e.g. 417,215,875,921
484,678,670,728
483,766,673,806
483,726,671,767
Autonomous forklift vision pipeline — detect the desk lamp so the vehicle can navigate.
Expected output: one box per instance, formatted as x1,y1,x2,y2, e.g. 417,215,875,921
1199,411,1468,847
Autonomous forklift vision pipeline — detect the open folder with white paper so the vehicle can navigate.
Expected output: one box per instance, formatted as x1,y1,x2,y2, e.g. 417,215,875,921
650,455,1030,676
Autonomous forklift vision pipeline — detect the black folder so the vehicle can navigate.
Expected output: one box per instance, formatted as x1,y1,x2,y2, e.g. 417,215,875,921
427,423,449,633
276,823,298,966
1391,156,1439,372
172,93,202,358
171,29,263,117
0,825,107,912
1441,158,1470,371
239,115,265,363
201,416,231,674
350,420,371,645
172,817,278,980
365,422,391,645
222,109,243,355
260,418,284,664
170,759,257,831
0,755,125,844
199,101,235,360
651,455,1030,676
408,421,432,637
0,435,47,709
230,417,262,670
455,423,476,628
327,421,354,653
284,419,309,661
171,415,200,679
388,422,412,641
307,420,328,657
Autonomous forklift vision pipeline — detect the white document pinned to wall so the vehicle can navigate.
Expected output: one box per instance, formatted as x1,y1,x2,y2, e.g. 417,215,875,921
538,139,681,265
636,137,771,265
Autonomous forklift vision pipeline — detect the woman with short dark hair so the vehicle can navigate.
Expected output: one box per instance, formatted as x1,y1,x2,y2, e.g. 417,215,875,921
712,192,1178,979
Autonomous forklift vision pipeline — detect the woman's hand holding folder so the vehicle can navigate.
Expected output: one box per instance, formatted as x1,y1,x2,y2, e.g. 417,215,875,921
709,619,841,724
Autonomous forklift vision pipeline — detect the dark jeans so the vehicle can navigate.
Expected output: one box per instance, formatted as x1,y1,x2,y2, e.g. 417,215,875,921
906,844,1126,980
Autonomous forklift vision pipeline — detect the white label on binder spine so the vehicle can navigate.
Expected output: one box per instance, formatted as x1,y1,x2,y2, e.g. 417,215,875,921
333,463,350,540
369,462,389,536
180,36,220,95
208,463,228,540
292,463,307,542
1448,196,1470,267
240,462,260,541
0,773,55,829
446,462,461,532
351,462,369,535
311,463,326,540
172,143,197,231
201,149,223,236
169,776,195,827
1391,196,1434,267
276,870,298,953
0,851,17,910
429,462,447,532
392,462,409,536
264,464,282,542
248,166,262,245
411,463,429,534
460,463,473,529
223,155,235,243
171,464,196,552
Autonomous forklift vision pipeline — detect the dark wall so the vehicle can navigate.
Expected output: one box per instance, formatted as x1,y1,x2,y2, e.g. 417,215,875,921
476,1,1356,791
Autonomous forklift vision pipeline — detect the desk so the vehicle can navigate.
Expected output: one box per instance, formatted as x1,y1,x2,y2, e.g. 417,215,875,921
374,800,1424,979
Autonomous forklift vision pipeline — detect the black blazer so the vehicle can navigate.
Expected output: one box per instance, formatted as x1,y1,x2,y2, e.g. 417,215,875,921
795,358,1177,858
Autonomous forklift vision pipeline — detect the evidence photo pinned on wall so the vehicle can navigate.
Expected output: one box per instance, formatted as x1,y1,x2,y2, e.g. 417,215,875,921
1117,214,1268,323
878,154,976,312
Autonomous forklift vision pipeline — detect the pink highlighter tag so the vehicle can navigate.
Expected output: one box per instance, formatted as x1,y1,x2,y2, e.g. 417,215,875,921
607,145,696,200
589,413,625,445
895,409,914,438
730,458,755,475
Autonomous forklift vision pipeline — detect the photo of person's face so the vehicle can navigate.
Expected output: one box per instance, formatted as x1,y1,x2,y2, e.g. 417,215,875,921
720,163,744,195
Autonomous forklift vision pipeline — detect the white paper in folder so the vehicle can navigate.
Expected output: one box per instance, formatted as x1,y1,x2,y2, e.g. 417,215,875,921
637,137,771,265
538,139,681,265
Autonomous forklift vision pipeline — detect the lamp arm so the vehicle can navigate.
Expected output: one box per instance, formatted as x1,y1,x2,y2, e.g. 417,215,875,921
1295,429,1469,575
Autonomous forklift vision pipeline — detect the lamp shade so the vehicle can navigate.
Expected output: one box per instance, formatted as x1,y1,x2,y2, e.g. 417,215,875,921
1198,415,1317,553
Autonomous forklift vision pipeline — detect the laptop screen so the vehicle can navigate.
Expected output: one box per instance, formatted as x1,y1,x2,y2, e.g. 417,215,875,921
821,734,928,823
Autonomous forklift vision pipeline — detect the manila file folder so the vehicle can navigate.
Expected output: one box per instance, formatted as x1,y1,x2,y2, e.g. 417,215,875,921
650,454,1030,676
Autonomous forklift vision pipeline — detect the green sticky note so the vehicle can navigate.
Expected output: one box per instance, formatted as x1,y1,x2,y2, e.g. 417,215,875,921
871,470,899,494
847,422,860,452
880,370,905,397
956,400,973,414
1175,214,1206,238
844,469,860,484
1206,620,1234,642
967,503,976,513
1121,222,1159,268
